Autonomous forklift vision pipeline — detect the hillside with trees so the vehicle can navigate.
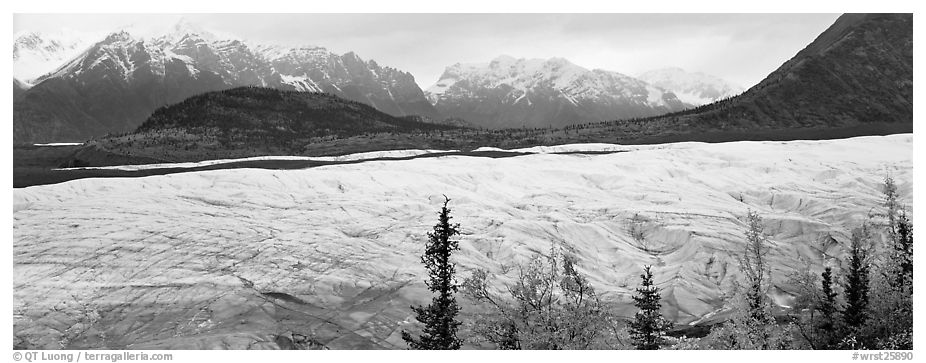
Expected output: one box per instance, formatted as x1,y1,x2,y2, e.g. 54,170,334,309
79,87,461,162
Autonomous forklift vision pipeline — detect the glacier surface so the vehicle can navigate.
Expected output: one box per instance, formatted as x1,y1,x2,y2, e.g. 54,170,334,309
13,135,912,349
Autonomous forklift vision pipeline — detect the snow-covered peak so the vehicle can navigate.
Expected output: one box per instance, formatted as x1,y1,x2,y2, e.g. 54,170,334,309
426,56,688,128
13,29,104,81
101,30,137,44
429,56,587,97
39,30,161,82
154,18,241,46
637,67,744,106
427,55,655,105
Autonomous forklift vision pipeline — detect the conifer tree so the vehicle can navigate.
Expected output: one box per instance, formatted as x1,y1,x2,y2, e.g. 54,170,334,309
893,211,913,288
629,265,672,350
741,210,773,345
817,266,839,349
820,267,837,324
402,196,463,350
842,226,871,334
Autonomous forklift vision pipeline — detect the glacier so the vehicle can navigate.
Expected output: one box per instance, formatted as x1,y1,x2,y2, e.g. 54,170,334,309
13,134,912,349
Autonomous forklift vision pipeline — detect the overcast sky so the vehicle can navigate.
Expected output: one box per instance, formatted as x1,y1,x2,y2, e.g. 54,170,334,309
13,13,841,89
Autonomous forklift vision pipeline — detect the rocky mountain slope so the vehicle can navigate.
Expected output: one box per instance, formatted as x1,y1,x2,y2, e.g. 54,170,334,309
13,20,439,144
637,68,744,106
643,13,912,132
255,45,438,119
13,135,911,349
425,56,689,129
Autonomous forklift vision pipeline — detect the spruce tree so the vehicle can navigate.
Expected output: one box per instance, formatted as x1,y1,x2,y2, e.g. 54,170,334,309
402,196,463,349
820,267,837,323
842,226,871,333
893,211,913,288
629,265,672,350
818,266,839,348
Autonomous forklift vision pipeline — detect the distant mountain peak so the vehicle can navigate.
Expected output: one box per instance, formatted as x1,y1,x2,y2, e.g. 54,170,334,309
426,55,686,129
155,18,240,45
637,67,744,106
102,30,137,44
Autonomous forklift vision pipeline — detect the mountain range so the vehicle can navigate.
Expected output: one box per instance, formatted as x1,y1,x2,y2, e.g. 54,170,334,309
424,56,690,129
16,14,905,147
12,20,440,144
13,19,750,143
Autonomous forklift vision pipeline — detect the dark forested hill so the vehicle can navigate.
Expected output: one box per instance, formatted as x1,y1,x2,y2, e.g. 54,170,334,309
137,86,457,137
48,87,463,165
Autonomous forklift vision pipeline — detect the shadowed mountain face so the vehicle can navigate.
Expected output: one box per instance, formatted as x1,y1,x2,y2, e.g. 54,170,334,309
657,13,912,131
12,22,439,144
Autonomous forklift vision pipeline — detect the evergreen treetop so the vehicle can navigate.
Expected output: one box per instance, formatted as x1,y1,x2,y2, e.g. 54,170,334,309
629,265,672,350
402,196,463,350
